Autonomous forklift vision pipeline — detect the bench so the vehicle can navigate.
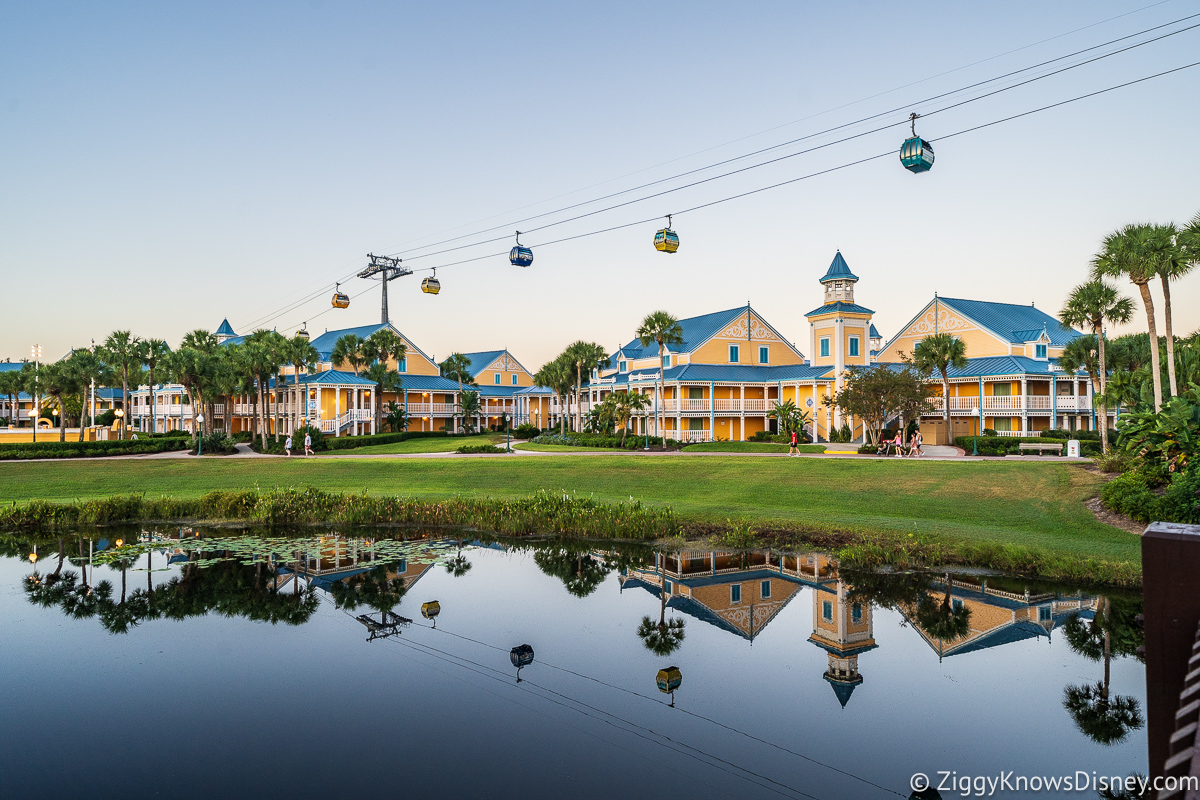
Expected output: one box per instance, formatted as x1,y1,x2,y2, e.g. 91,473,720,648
1018,442,1064,456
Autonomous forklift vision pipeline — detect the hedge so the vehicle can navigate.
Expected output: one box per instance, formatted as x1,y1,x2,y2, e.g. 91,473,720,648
531,432,682,450
249,429,451,454
1101,467,1200,524
953,435,1101,457
0,437,190,460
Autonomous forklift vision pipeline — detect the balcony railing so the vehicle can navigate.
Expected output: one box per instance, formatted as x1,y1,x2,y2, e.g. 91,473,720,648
407,403,458,415
927,395,1091,413
673,429,714,443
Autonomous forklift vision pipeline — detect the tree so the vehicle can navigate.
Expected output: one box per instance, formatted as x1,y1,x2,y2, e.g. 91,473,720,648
599,390,650,445
636,311,685,446
533,357,574,435
364,330,407,432
829,364,932,445
637,615,686,656
136,338,171,435
39,361,78,442
100,331,141,439
1058,334,1103,429
1060,280,1135,453
240,331,285,449
281,335,320,433
1061,598,1144,745
0,368,23,428
1144,223,1193,399
910,333,968,434
1092,224,1165,411
20,362,41,440
533,545,609,598
67,348,105,439
331,333,367,376
768,398,813,440
456,389,482,433
564,341,609,433
384,400,409,433
913,575,972,659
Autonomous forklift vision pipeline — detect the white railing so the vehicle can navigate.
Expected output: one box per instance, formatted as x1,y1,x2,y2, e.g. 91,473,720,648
682,399,710,412
674,429,714,443
713,399,740,412
407,403,458,415
927,395,1088,413
983,396,1022,411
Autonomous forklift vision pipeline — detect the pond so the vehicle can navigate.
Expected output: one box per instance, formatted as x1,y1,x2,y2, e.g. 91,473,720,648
0,528,1147,799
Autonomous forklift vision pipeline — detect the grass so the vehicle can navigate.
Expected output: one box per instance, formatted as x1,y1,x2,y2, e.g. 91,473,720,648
683,442,826,454
0,456,1139,585
515,443,623,453
328,434,503,455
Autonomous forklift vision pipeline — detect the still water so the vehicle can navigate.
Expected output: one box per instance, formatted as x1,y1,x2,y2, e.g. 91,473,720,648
0,529,1146,800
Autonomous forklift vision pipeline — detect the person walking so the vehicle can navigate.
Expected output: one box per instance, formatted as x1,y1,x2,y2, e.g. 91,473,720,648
788,429,799,457
304,431,313,456
910,429,923,457
285,434,293,457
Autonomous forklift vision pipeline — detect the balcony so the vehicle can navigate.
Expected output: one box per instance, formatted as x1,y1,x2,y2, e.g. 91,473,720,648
407,403,458,415
927,394,1091,414
674,429,714,443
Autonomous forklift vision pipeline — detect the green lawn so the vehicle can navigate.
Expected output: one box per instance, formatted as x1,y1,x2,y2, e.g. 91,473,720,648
683,442,826,454
514,443,624,453
331,434,503,455
0,456,1135,567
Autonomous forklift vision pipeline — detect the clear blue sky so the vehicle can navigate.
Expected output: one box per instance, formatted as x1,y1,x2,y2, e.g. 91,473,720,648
3,0,1198,366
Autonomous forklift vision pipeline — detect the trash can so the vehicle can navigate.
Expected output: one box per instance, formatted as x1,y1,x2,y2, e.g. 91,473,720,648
1067,439,1081,458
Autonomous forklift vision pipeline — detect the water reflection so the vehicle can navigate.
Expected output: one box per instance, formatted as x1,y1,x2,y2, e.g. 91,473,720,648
4,528,1149,798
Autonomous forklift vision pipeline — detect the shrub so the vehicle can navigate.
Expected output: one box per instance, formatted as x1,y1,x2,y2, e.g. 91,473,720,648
456,444,507,454
983,428,997,436
531,432,681,450
0,437,190,460
513,423,540,440
1101,472,1162,523
96,410,117,427
325,430,446,450
1093,451,1135,474
1159,465,1200,524
952,436,1100,457
719,520,761,549
233,431,254,443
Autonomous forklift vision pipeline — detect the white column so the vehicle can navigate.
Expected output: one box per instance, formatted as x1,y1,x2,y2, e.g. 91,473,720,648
1020,376,1028,437
833,318,844,430
334,388,341,437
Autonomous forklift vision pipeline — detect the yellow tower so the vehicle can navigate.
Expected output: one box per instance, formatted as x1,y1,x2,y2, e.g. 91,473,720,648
808,581,877,708
805,252,874,431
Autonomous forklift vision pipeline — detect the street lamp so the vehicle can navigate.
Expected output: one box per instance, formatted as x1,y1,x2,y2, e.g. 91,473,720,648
30,343,42,443
197,413,205,456
971,406,980,456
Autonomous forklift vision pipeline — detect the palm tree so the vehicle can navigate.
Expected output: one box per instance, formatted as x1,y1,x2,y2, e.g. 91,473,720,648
457,389,483,433
39,361,77,442
565,341,610,433
136,338,171,435
1144,223,1192,399
331,334,367,375
1092,224,1165,411
20,362,41,441
101,330,141,439
0,368,23,428
281,335,320,433
768,398,813,440
636,311,685,446
439,353,475,393
1061,598,1145,745
911,333,968,438
602,390,649,445
239,332,284,449
533,357,574,435
66,348,105,440
365,329,407,431
1058,335,1099,431
1060,280,1134,453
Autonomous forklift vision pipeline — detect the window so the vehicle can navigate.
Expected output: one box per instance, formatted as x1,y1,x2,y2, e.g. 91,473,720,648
758,345,769,364
761,580,771,599
1038,606,1052,622
992,383,1012,397
993,417,1013,432
663,580,673,594
731,584,742,603
688,387,704,400
822,601,833,621
398,358,407,373
1035,344,1048,359
662,355,671,368
398,558,407,572
494,373,501,385
849,336,860,357
619,360,628,373
688,418,704,431
852,603,863,623
512,374,518,385
952,599,964,611
729,345,740,363
819,338,830,358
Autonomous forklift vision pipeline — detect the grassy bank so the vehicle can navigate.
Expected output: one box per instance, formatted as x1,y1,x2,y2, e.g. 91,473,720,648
682,442,826,454
0,456,1138,585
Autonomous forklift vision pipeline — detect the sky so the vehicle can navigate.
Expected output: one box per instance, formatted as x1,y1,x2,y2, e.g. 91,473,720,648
2,0,1199,368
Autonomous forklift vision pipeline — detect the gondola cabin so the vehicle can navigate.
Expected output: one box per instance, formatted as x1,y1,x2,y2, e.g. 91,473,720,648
510,644,535,668
900,136,934,173
656,666,682,693
509,245,533,267
421,601,441,619
332,290,350,309
654,228,680,253
421,276,441,294
295,328,309,340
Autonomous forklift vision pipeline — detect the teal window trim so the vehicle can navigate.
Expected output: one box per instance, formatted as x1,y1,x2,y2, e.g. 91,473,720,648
619,360,628,373
819,338,830,358
760,580,771,599
849,336,860,357
494,373,501,385
1035,344,1048,359
822,600,833,621
731,584,742,603
511,374,518,385
758,345,769,364
662,355,671,368
729,345,740,363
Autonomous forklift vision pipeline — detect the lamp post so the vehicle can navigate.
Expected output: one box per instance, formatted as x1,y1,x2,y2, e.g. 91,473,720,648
30,343,42,442
502,411,511,453
971,406,980,456
197,413,205,456
114,408,124,439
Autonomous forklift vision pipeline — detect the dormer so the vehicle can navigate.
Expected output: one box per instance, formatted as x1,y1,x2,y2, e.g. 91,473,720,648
819,251,858,305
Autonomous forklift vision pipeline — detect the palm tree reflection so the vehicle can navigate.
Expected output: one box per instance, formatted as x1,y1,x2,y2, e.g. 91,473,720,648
1061,597,1144,745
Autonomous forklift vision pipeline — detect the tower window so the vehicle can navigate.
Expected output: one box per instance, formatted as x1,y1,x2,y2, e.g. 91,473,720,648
822,601,833,621
849,337,860,357
852,603,863,623
819,338,830,358
619,360,628,373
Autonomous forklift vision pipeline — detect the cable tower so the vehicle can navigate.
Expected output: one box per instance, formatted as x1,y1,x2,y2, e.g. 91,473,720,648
358,253,412,324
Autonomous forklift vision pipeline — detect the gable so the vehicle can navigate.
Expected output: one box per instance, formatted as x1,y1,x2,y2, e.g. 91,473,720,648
688,309,806,365
881,299,1012,362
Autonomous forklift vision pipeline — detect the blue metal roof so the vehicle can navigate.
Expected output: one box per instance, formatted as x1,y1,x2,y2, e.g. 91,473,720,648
380,373,460,392
940,355,1088,379
938,298,1080,347
215,318,236,337
0,362,25,373
819,251,858,283
297,370,377,386
458,350,505,376
614,362,834,384
307,323,392,360
826,675,862,708
616,306,753,357
869,324,881,339
804,301,876,317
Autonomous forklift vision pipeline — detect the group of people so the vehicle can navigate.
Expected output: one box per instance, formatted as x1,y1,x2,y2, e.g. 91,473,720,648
875,429,922,457
283,432,314,457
